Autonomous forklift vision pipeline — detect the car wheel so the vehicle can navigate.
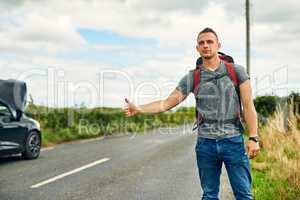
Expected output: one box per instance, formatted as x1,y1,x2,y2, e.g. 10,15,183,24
22,131,41,159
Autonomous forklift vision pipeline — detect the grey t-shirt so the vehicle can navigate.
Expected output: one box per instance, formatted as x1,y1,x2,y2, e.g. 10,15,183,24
176,61,250,139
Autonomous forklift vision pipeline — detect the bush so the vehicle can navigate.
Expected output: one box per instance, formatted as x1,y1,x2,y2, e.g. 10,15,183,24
254,95,280,117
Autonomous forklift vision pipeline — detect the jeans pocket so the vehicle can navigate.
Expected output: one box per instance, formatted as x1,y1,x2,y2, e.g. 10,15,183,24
225,135,246,155
195,137,205,151
226,135,244,144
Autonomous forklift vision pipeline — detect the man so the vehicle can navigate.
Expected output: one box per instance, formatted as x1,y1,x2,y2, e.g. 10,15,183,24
123,27,259,200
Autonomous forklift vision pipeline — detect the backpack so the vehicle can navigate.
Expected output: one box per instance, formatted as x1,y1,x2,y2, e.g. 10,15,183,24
192,52,242,131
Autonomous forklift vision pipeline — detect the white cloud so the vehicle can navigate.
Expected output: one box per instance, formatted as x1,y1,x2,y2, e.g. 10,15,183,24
0,13,85,55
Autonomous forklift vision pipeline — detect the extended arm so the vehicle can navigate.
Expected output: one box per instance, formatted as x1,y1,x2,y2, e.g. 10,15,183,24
124,89,187,116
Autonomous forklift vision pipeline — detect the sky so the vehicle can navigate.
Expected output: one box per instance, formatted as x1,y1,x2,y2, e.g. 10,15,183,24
0,0,299,108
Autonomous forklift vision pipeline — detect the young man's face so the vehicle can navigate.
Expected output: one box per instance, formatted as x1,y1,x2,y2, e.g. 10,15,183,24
196,32,221,60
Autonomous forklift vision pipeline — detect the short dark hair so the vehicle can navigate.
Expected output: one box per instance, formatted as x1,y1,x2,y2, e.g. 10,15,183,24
197,27,219,41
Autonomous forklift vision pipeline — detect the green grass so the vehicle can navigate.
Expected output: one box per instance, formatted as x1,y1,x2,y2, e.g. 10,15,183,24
252,169,300,200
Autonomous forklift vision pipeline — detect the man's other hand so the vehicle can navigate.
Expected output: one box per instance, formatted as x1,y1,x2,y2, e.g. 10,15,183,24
246,140,260,159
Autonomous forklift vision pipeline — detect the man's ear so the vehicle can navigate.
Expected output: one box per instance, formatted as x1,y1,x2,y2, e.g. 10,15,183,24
218,42,221,49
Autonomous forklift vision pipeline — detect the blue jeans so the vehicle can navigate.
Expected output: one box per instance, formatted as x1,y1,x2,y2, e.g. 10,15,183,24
195,134,253,200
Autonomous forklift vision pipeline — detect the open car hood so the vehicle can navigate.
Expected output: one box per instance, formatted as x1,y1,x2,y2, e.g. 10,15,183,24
0,79,27,113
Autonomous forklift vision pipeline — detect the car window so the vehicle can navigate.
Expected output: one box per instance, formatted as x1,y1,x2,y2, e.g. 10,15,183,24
0,105,10,115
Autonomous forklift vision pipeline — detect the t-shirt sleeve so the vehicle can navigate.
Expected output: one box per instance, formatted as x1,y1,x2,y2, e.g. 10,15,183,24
234,64,250,85
176,70,194,96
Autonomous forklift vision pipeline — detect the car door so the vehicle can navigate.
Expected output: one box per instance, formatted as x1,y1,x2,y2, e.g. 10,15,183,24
0,105,27,154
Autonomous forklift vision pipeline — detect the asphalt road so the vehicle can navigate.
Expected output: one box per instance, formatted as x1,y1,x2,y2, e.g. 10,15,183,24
0,125,234,200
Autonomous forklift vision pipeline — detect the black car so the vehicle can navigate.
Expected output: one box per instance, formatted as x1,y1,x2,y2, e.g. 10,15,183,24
0,79,41,159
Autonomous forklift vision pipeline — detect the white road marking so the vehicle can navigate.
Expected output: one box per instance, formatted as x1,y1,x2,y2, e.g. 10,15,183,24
30,157,110,189
41,147,55,152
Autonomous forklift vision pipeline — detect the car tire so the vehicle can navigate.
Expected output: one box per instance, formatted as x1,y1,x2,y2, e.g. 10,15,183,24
22,131,41,159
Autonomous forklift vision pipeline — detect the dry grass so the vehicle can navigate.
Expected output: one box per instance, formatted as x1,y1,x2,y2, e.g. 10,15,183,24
253,101,300,189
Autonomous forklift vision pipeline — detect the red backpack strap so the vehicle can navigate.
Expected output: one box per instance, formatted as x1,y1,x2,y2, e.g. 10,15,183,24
225,62,242,118
193,64,202,95
193,64,203,130
225,63,238,87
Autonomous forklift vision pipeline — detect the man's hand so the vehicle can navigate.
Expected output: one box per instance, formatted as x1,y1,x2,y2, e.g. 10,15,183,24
246,140,260,159
123,98,140,117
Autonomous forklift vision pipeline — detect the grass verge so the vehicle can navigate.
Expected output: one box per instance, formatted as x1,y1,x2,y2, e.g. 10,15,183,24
252,103,300,199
